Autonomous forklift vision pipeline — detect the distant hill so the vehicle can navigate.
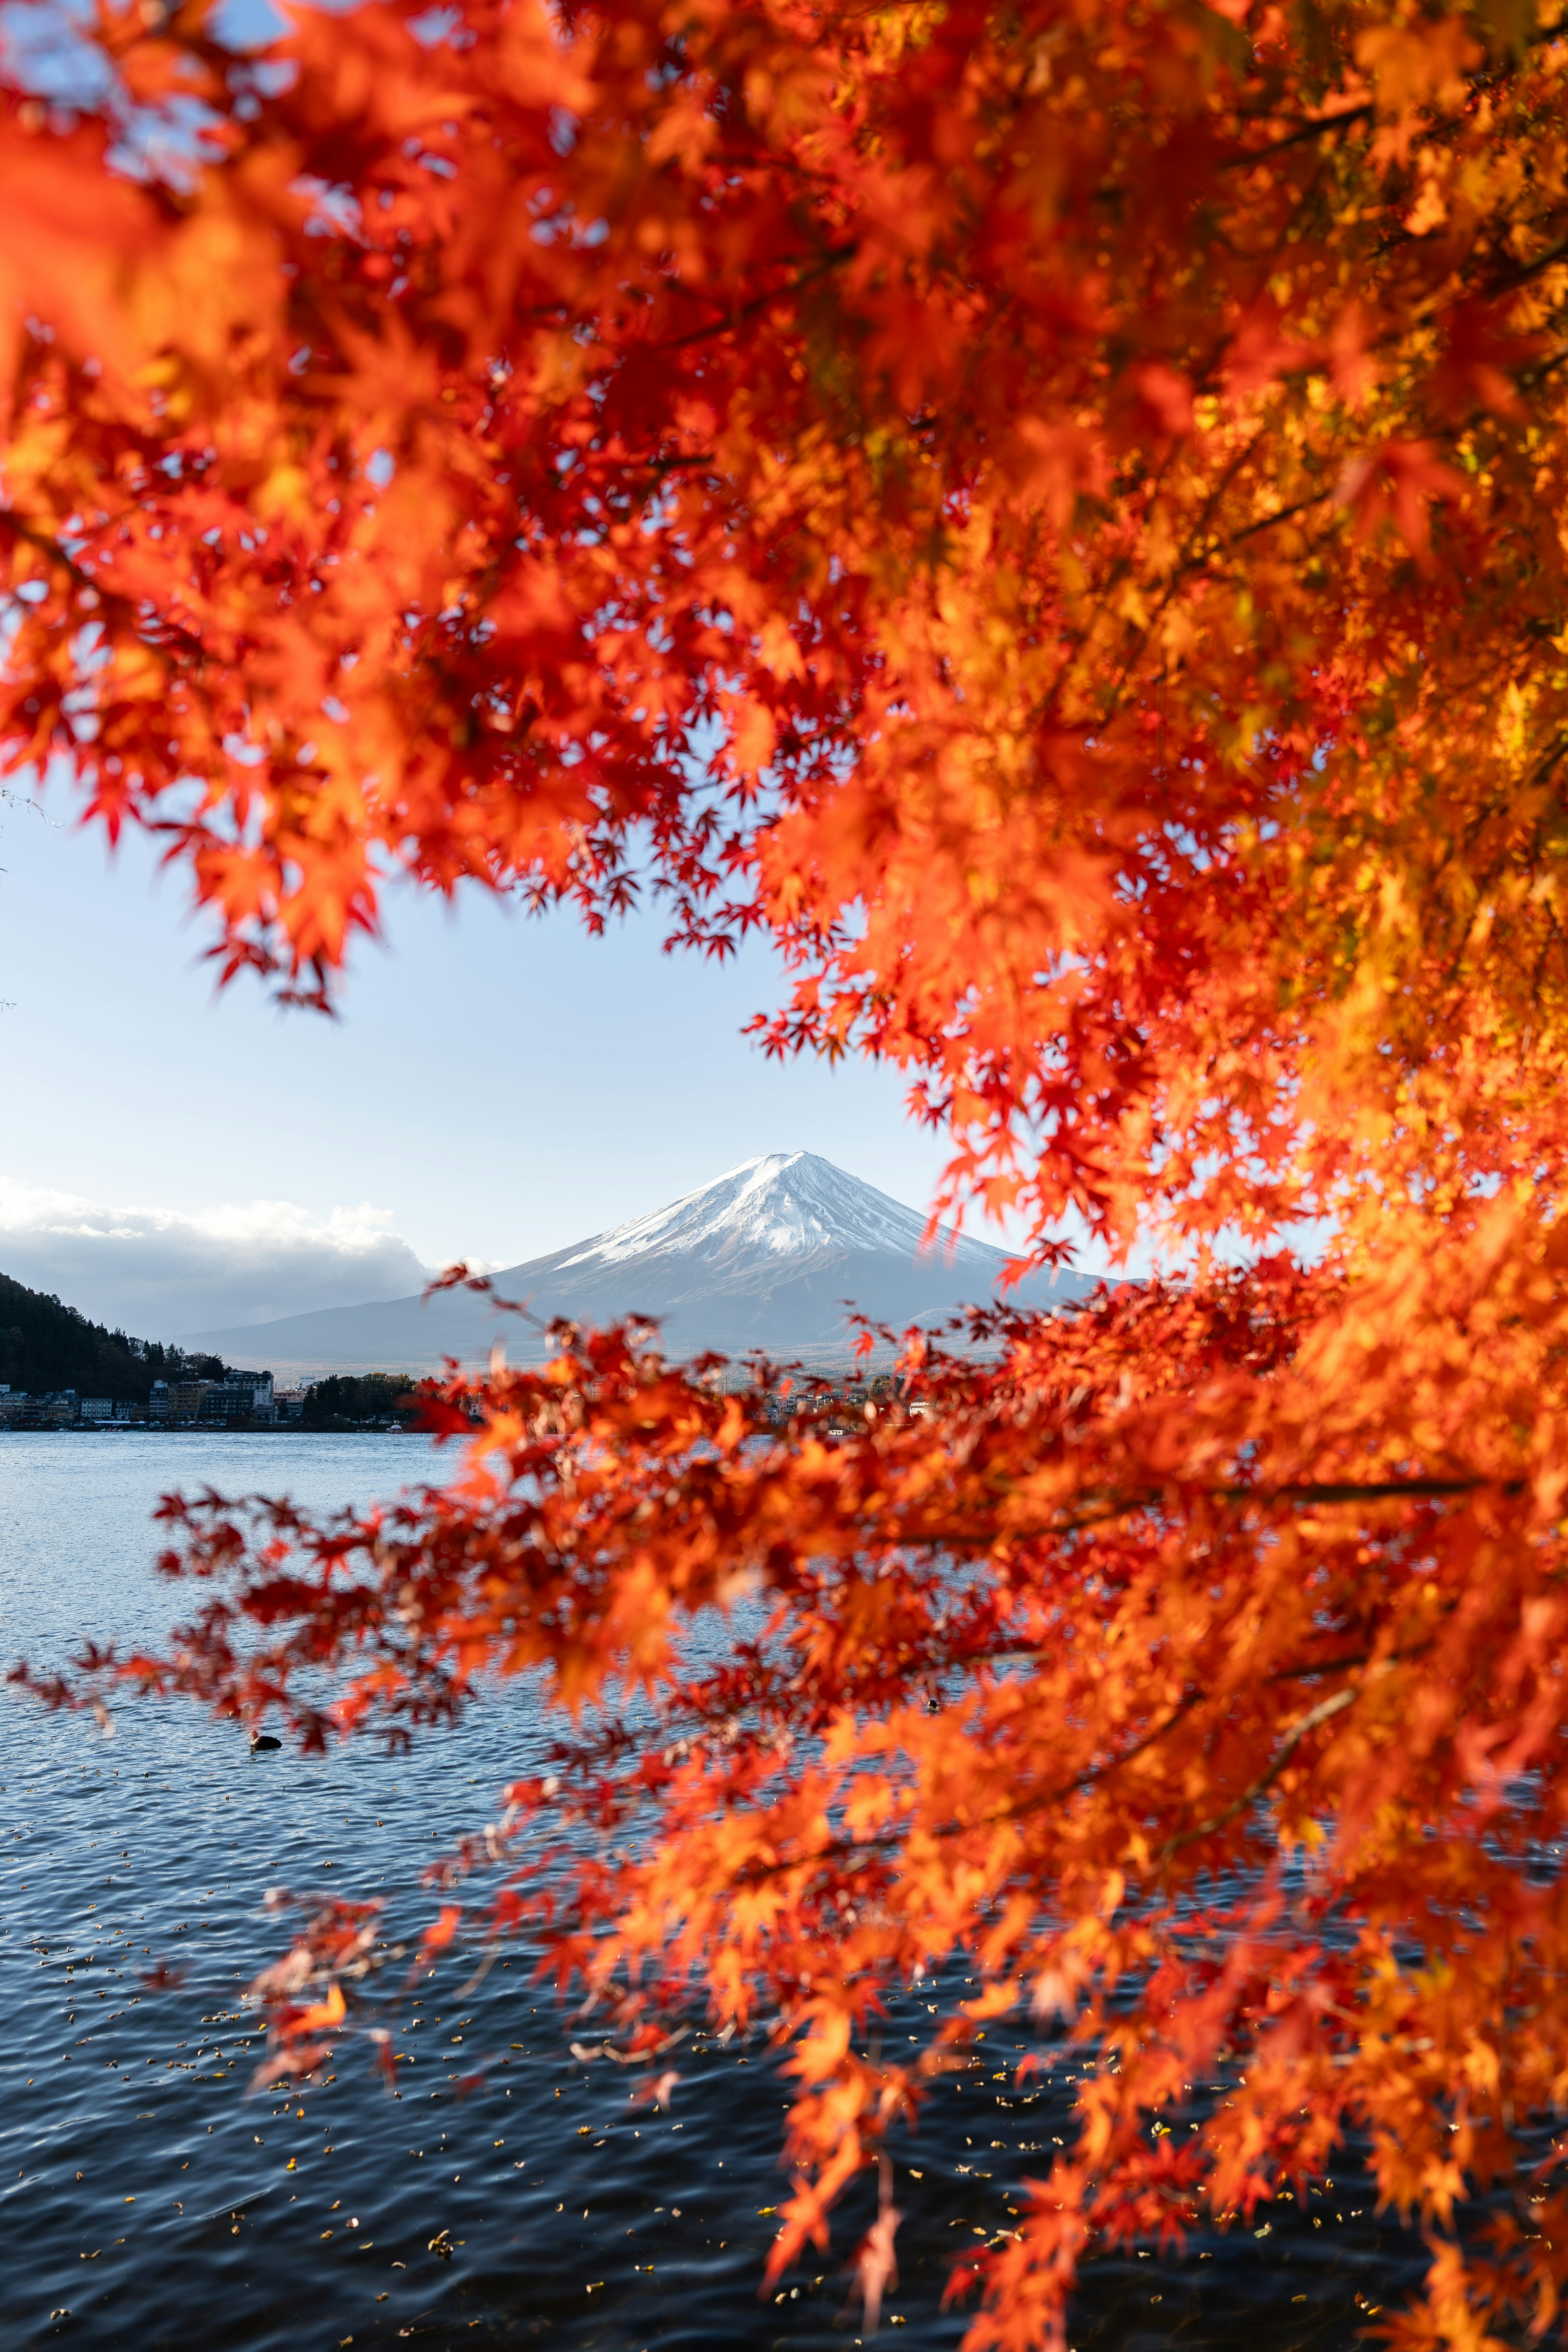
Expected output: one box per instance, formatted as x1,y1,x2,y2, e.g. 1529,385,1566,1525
186,1151,1100,1377
0,1270,234,1403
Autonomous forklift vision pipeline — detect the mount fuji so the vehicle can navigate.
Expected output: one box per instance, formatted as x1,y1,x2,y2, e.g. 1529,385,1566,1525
185,1153,1100,1376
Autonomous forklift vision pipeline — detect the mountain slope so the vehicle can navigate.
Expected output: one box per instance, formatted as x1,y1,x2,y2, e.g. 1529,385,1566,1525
185,1153,1099,1376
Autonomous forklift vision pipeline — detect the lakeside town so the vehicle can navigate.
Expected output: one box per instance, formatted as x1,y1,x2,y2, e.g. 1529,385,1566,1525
0,1368,440,1430
0,1364,906,1431
0,1369,310,1428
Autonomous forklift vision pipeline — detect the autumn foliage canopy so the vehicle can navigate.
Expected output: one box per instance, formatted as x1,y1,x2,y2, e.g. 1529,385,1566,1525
12,0,1568,2340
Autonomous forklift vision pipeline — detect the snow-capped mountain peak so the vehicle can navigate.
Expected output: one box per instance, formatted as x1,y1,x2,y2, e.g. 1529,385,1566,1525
557,1152,1004,1272
182,1150,1100,1375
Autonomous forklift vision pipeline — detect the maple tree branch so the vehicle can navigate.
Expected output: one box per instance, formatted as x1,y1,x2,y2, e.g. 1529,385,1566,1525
705,1690,1213,1896
0,508,206,660
1228,1475,1513,1504
424,1681,1220,1908
1088,422,1286,704
1156,1686,1359,1862
1214,488,1334,557
1495,231,1568,292
628,1626,1453,1899
1222,104,1374,165
0,507,100,595
466,1661,1407,1966
652,247,858,355
971,1636,1432,1683
639,452,716,474
1224,9,1568,180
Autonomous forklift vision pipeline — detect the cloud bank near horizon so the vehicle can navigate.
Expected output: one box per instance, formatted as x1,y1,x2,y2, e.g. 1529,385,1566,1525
0,1183,433,1340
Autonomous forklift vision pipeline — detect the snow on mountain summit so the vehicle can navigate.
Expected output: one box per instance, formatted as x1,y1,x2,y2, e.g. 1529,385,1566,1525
558,1151,1006,1272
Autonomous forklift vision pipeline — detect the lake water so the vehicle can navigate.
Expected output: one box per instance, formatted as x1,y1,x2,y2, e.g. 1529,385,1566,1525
2,1432,1427,2350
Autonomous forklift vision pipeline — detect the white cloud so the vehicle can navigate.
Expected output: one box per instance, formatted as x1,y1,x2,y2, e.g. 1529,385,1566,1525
0,1183,431,1340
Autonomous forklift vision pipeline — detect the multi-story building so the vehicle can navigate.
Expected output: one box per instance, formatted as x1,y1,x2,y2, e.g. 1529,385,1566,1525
196,1371,275,1423
0,1373,289,1431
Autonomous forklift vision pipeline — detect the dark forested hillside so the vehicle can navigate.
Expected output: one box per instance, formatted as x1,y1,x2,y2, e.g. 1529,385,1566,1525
0,1272,228,1402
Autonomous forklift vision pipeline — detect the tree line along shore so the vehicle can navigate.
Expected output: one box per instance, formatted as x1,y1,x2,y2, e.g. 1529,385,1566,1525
0,1270,418,1428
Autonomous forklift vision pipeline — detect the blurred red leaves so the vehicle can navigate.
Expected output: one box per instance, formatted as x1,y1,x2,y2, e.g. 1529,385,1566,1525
627,2069,681,2114
1335,437,1465,563
421,1907,463,1958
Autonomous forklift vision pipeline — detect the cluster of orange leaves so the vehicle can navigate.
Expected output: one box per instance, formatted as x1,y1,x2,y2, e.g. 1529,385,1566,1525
11,0,1568,2341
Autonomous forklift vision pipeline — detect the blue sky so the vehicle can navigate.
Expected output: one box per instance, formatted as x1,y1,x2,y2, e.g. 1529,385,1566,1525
0,781,991,1334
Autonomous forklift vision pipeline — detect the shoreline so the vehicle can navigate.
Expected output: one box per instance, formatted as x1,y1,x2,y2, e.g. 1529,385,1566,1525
0,1423,417,1436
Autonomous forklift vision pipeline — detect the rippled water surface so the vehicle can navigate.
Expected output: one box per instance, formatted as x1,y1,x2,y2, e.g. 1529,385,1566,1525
2,1433,1425,2351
